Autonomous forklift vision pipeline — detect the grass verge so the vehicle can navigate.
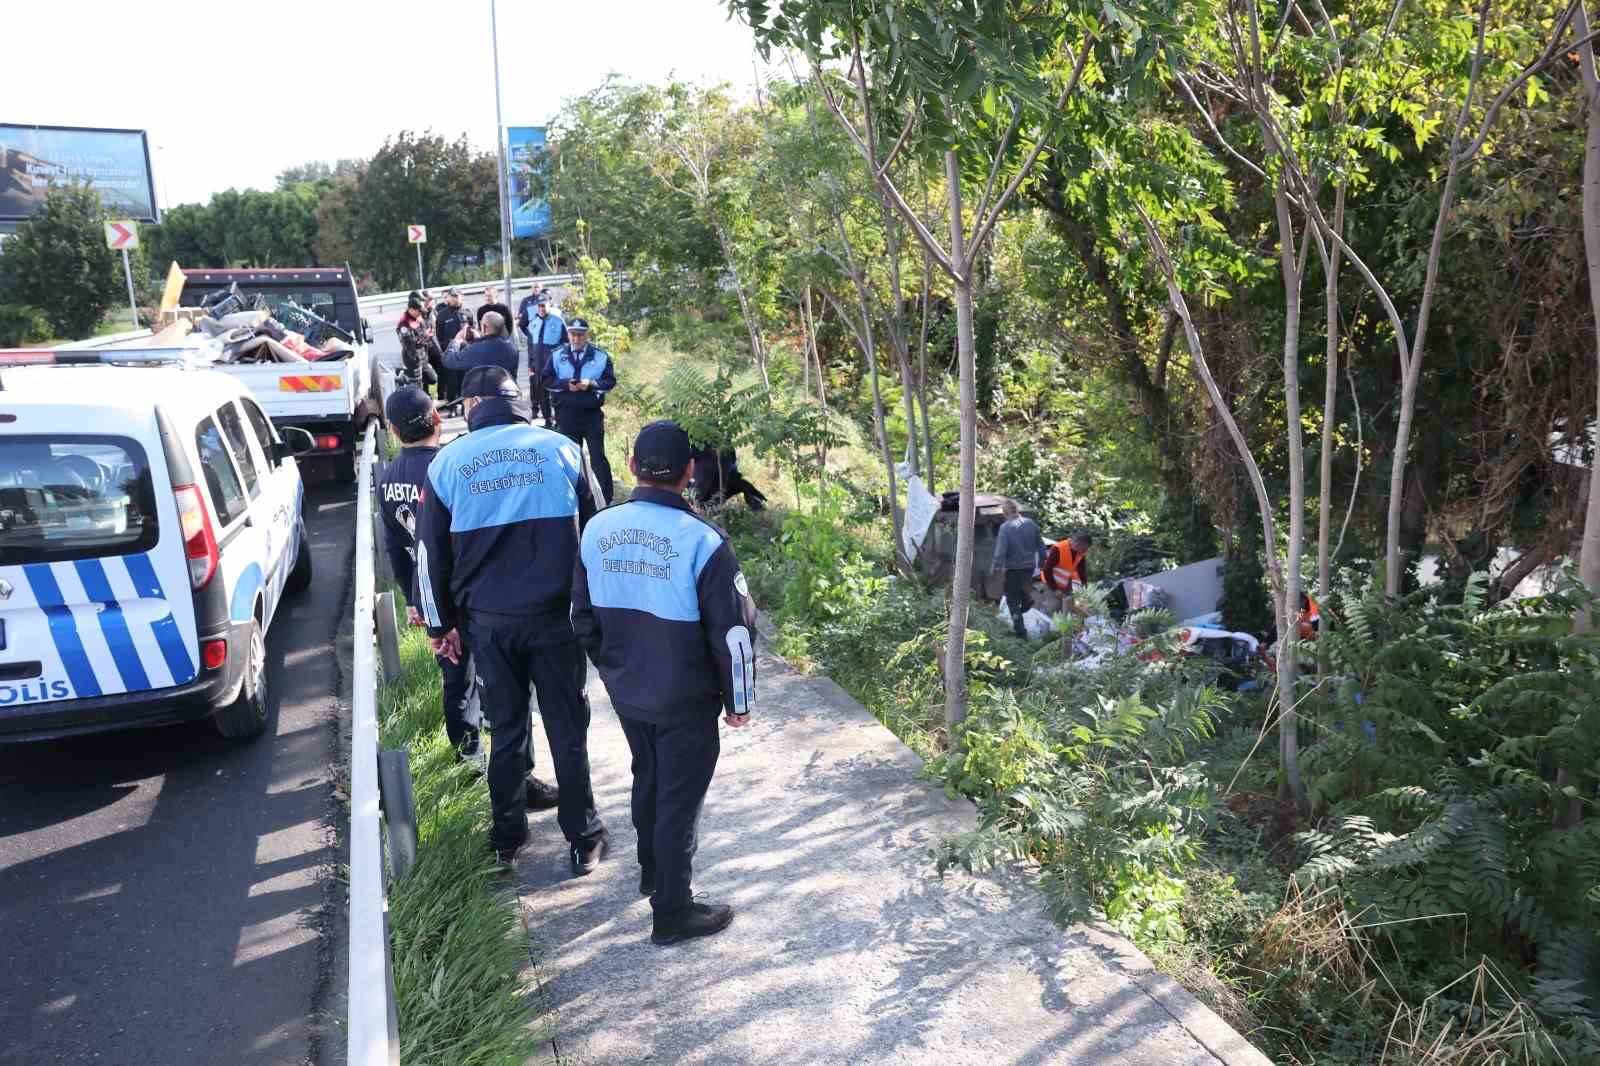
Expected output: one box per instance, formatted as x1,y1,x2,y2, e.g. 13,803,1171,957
378,611,542,1065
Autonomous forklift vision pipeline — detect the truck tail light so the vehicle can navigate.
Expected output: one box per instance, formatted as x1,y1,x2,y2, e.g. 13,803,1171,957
173,484,220,589
314,434,341,451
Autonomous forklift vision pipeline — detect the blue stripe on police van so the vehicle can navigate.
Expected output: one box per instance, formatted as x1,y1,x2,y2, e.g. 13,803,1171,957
122,553,197,685
231,563,263,623
23,564,103,699
74,559,152,693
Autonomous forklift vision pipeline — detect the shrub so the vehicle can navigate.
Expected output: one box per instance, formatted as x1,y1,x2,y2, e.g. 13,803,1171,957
0,304,51,346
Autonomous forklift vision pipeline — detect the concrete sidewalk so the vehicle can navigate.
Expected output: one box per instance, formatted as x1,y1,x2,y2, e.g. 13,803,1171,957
513,635,1270,1066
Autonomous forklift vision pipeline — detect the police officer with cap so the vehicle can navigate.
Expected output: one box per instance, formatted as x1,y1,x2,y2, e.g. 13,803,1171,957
572,420,758,944
378,386,560,807
540,317,615,504
415,365,608,868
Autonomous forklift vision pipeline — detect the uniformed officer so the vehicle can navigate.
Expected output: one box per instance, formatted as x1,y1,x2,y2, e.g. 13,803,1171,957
571,420,758,944
540,317,615,504
415,366,608,869
377,386,559,808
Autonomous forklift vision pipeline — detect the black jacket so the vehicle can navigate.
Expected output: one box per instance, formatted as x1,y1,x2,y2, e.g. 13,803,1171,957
435,303,470,350
415,399,594,635
377,444,438,607
477,302,513,333
571,487,758,722
443,334,518,378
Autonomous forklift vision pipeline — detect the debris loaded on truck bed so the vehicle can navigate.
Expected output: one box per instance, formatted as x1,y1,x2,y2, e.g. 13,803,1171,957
143,282,358,365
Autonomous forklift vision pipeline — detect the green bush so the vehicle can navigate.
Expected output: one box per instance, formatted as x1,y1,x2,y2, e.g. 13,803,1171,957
0,304,51,346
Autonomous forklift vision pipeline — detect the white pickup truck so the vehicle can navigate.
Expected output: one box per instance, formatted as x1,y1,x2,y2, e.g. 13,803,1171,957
176,268,381,480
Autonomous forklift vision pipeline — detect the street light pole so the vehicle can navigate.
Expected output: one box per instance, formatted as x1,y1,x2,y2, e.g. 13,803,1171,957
490,0,514,317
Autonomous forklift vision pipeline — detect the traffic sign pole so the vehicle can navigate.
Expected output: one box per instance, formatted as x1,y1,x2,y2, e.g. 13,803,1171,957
416,244,425,290
120,248,139,329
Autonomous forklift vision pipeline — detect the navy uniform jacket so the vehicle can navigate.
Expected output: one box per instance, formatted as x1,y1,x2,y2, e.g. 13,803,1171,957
443,334,519,379
376,444,438,607
540,342,616,413
571,487,757,722
415,398,594,636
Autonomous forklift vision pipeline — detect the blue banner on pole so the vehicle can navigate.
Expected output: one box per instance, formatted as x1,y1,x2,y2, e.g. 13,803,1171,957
506,126,550,238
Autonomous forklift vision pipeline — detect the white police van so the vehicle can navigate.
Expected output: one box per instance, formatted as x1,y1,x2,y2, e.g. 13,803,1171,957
0,348,316,742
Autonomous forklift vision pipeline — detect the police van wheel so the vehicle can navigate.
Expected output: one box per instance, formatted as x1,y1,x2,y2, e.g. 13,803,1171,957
216,621,269,741
286,519,314,595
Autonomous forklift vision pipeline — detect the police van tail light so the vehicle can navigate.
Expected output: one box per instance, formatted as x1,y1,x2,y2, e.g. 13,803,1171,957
173,484,219,589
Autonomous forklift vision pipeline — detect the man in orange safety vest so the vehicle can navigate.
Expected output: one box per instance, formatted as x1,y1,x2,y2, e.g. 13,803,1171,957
1041,531,1094,613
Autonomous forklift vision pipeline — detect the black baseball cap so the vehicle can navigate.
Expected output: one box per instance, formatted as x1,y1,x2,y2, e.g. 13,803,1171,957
634,420,692,482
460,364,520,399
385,386,435,437
567,317,590,332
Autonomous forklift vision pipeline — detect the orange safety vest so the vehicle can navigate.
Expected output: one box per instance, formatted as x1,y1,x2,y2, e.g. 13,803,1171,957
1049,540,1087,591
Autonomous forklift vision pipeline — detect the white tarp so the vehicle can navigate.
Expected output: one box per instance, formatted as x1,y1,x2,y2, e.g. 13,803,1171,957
902,475,940,560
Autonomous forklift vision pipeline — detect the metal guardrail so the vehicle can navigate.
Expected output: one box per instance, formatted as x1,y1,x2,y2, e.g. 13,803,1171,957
348,424,395,1066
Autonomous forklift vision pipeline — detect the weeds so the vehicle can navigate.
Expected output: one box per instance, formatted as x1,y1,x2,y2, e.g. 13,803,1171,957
379,617,540,1066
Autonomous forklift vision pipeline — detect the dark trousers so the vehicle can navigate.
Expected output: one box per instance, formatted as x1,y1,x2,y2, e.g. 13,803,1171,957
465,620,604,852
438,651,479,752
556,408,612,504
616,712,721,916
438,365,463,403
1003,568,1032,638
530,345,555,424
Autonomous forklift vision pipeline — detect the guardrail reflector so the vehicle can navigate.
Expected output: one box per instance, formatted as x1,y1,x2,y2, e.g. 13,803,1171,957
280,375,343,392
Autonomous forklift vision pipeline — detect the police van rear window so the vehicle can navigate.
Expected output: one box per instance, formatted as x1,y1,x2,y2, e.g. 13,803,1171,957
0,436,159,564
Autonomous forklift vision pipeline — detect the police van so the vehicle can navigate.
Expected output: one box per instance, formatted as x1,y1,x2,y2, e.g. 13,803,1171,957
0,348,317,742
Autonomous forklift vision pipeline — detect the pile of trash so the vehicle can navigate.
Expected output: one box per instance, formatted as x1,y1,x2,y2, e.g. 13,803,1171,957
146,282,356,365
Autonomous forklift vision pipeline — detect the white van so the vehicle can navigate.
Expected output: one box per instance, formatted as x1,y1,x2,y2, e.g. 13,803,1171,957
0,349,316,742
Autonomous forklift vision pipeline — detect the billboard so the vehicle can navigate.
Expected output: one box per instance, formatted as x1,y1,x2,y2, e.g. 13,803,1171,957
0,124,159,224
506,126,550,238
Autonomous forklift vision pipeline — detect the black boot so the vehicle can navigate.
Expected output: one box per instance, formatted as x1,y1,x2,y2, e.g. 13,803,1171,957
651,901,734,945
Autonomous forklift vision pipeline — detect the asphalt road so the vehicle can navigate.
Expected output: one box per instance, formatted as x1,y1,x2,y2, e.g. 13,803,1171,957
0,477,356,1066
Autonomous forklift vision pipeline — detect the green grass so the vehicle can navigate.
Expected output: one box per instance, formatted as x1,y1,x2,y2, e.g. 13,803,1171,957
379,615,544,1065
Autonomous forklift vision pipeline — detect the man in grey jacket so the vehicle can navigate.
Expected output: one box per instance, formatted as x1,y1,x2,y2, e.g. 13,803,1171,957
991,499,1044,638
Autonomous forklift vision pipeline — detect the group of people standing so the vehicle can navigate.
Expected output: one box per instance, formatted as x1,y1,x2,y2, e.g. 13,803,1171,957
395,286,617,504
377,361,757,945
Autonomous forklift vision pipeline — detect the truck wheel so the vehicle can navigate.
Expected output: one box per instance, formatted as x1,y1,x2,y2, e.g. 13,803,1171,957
286,518,313,595
215,619,269,740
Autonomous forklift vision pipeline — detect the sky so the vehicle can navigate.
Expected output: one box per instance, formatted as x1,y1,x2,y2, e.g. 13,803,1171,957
7,0,775,208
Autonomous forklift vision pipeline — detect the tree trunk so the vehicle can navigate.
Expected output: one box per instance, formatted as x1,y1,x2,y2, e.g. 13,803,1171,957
1272,182,1306,808
1317,184,1346,599
882,205,921,478
918,250,936,489
1562,0,1600,829
943,150,977,729
713,219,769,390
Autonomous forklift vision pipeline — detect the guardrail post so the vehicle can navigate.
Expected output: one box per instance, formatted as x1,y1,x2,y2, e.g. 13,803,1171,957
378,749,419,882
374,591,403,683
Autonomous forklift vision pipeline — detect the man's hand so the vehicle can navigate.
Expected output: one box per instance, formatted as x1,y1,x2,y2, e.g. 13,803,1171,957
567,380,581,392
429,629,462,664
406,606,424,627
724,712,751,729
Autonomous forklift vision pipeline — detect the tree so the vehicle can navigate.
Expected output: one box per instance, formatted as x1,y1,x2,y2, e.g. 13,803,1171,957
276,158,363,189
0,183,122,338
349,131,499,290
735,0,1103,727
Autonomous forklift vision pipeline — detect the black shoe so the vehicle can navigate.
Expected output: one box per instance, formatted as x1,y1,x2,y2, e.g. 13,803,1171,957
525,775,560,810
652,901,734,945
489,837,525,866
570,831,609,877
639,866,655,896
